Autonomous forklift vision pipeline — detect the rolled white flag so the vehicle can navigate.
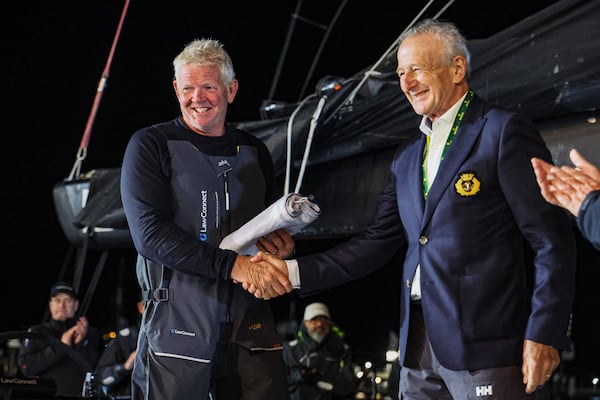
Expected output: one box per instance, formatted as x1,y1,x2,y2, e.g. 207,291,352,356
219,193,320,255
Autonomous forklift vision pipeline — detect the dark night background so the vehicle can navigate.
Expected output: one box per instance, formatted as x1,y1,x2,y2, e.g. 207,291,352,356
7,0,598,382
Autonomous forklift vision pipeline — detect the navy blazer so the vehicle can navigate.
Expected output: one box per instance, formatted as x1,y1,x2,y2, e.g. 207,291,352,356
297,94,576,371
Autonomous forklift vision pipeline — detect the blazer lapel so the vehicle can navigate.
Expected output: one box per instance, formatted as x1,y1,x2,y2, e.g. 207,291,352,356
410,135,427,220
422,97,486,225
393,134,426,225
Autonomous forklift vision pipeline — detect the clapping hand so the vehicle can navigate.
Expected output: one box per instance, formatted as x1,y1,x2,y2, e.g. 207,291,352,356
532,149,600,217
61,316,89,346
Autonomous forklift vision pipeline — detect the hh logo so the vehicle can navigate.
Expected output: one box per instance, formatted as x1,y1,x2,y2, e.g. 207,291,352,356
475,385,493,396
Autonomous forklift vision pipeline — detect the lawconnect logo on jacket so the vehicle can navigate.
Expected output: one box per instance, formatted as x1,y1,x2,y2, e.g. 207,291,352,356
199,190,209,241
170,328,196,337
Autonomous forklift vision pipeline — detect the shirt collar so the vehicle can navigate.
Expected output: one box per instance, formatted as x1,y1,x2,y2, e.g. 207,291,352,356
419,91,469,137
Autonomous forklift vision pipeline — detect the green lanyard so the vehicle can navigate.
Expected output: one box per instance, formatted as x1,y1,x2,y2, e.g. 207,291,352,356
422,89,474,198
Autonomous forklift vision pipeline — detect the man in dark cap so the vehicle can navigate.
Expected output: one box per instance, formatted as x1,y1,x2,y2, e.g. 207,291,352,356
18,282,102,396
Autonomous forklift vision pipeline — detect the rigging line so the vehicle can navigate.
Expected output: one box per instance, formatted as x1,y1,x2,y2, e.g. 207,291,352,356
284,93,317,195
267,0,304,101
286,0,455,192
434,0,456,19
298,0,349,101
78,250,110,317
68,0,131,181
294,95,328,194
344,0,435,105
344,0,458,106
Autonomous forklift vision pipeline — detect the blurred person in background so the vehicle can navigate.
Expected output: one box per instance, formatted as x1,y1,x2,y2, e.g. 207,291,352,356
18,282,102,396
95,299,144,397
283,302,356,400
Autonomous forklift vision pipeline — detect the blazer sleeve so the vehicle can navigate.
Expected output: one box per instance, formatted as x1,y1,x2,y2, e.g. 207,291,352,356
297,172,407,296
496,111,576,349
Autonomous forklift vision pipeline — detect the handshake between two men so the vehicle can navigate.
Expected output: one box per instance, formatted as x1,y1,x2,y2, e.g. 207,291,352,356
230,228,295,300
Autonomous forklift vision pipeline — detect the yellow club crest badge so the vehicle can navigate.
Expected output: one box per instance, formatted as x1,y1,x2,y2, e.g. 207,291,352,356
454,172,481,197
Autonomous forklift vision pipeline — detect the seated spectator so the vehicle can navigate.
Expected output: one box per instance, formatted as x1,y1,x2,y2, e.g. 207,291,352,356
95,300,144,397
18,282,102,396
283,302,356,400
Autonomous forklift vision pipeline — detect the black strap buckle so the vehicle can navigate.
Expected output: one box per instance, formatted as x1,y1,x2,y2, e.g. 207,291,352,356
143,288,169,302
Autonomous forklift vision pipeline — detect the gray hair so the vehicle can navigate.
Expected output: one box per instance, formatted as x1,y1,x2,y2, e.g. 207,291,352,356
398,19,471,76
172,38,236,86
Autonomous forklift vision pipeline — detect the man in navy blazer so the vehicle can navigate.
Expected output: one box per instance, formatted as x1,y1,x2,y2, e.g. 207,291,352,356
251,19,576,399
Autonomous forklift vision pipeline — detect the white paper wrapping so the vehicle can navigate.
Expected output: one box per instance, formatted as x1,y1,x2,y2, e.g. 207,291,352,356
219,193,320,255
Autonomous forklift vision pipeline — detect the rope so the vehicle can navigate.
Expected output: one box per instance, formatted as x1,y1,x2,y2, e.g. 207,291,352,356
67,0,131,180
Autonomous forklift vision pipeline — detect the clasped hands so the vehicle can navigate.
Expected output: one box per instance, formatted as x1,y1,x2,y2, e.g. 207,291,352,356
61,316,89,347
230,228,294,299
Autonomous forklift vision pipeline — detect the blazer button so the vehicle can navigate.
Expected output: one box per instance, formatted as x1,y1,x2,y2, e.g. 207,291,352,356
419,236,429,245
406,279,411,288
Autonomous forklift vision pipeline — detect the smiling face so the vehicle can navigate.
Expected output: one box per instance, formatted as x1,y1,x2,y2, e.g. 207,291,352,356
173,64,238,136
396,33,468,121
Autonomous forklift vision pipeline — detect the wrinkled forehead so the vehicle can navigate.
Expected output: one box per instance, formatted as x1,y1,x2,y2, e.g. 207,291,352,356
397,35,442,67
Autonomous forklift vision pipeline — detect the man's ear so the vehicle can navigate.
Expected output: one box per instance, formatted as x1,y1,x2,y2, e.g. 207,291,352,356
452,55,467,83
227,79,239,104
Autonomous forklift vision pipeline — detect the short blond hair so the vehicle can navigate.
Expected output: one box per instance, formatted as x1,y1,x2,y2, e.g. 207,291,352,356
172,38,235,85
